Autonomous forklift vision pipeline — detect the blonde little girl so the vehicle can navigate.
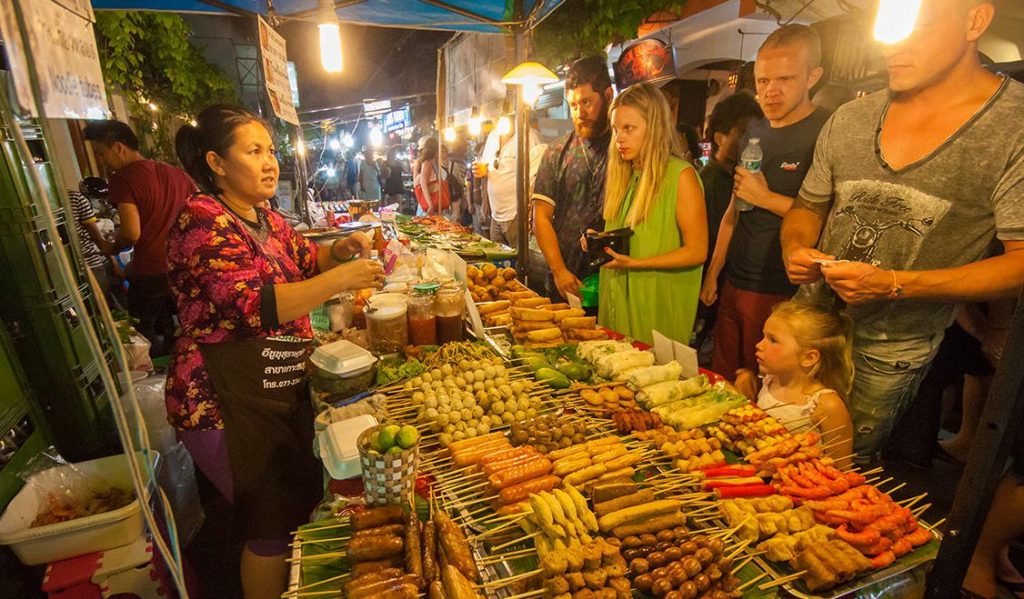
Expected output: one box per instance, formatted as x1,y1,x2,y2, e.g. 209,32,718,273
734,300,855,468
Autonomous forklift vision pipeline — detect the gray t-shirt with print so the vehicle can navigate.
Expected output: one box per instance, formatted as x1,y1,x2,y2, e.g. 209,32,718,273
798,77,1024,361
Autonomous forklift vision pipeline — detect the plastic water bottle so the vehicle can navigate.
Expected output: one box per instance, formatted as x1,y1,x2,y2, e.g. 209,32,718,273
736,138,763,212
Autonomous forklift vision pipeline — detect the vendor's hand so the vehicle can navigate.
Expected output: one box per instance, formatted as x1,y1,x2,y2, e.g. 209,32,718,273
820,261,892,305
333,232,372,260
336,258,385,290
602,247,636,270
553,268,582,300
580,229,597,253
784,246,833,285
733,167,769,207
699,275,719,307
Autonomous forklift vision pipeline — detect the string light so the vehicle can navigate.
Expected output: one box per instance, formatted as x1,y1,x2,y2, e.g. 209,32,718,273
874,0,923,44
443,115,456,143
342,133,355,148
296,139,306,156
329,137,341,151
468,106,482,137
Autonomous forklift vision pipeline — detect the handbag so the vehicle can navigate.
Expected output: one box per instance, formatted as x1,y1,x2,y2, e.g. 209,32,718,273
415,160,451,212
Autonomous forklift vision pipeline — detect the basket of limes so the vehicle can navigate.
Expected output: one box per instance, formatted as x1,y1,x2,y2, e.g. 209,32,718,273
357,423,420,505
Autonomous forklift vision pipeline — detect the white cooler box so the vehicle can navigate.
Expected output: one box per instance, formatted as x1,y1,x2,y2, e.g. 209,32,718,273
0,453,152,565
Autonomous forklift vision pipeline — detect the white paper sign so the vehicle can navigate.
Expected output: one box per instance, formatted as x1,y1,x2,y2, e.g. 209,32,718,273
451,253,468,285
258,16,299,125
651,330,674,366
7,0,109,119
465,289,486,338
651,329,699,378
567,293,583,311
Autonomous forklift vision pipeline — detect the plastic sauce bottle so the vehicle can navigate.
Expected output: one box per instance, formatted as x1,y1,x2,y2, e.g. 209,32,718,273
736,138,763,212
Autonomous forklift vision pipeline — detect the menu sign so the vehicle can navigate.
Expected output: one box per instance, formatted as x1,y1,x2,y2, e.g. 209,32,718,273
258,16,299,125
0,0,109,119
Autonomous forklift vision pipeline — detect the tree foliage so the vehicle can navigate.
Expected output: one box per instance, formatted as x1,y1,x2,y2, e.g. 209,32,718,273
93,11,237,160
532,0,683,67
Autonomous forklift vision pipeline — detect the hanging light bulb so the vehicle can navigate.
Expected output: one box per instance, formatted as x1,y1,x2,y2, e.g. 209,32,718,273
329,137,341,151
874,0,923,44
326,166,337,178
369,124,384,148
522,83,543,106
496,116,512,136
342,133,355,148
317,0,343,73
468,106,482,137
443,115,457,143
296,139,306,156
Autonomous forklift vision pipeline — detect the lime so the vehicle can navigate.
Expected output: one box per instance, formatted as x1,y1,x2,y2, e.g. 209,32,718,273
397,425,420,449
378,424,401,450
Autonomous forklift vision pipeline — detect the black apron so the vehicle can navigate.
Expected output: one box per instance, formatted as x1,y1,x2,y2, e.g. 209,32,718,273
199,336,323,541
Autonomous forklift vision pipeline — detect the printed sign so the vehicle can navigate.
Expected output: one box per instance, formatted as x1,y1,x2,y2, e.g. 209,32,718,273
1,0,109,119
258,16,299,125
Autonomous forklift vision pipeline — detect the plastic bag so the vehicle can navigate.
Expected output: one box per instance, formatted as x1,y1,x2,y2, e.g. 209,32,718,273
18,447,132,527
155,442,204,546
132,375,176,453
124,332,153,373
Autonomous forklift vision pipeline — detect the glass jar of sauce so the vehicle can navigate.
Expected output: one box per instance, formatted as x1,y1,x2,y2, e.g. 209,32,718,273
365,296,408,354
407,283,439,346
435,281,466,345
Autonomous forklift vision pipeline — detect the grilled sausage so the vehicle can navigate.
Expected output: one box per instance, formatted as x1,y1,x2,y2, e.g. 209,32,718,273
405,512,423,586
348,534,404,562
352,505,405,531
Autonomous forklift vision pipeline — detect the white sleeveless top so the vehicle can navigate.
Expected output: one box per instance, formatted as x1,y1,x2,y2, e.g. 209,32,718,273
756,375,835,433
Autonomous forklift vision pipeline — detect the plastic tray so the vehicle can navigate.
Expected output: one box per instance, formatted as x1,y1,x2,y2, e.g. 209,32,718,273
0,452,152,565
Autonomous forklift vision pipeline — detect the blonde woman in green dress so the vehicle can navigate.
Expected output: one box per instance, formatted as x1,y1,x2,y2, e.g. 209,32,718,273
593,82,708,345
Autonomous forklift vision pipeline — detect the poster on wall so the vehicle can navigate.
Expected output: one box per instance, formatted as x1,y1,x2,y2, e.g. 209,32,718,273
0,0,109,119
258,16,299,125
614,39,677,90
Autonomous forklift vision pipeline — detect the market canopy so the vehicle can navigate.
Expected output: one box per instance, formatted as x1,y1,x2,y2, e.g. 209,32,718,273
90,0,565,33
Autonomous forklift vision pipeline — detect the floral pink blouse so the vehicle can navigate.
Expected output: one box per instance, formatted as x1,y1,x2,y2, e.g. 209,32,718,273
165,193,319,431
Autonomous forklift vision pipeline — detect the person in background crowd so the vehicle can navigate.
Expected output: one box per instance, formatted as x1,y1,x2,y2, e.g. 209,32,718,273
592,82,707,345
476,115,543,249
676,123,703,165
781,0,1024,466
701,24,829,379
83,120,196,357
170,105,383,599
414,137,448,215
533,56,614,301
694,92,764,352
467,140,490,236
382,146,409,211
356,147,382,200
733,300,855,469
69,186,121,310
343,150,359,199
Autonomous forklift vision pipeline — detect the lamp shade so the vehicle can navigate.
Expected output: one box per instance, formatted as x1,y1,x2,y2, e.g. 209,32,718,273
501,61,559,86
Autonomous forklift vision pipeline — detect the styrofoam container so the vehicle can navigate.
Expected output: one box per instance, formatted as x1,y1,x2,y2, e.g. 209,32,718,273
0,453,149,565
319,414,378,480
310,339,377,376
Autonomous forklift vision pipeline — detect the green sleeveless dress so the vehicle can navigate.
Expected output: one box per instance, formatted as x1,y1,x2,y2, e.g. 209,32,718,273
598,156,703,345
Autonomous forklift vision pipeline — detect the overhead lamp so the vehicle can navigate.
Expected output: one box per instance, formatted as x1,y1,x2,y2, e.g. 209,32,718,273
496,116,512,136
342,133,355,148
296,139,306,156
501,61,559,107
874,0,922,44
148,102,159,112
468,106,482,137
329,137,341,151
317,0,343,73
369,124,384,148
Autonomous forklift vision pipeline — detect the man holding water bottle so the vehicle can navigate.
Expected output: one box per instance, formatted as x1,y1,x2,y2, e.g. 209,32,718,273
700,24,830,378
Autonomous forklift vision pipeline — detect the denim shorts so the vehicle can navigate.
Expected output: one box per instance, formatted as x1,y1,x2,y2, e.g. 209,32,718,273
848,335,941,462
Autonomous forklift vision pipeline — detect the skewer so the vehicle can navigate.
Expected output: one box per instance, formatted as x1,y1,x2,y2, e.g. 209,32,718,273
924,517,946,532
478,547,536,564
501,589,544,599
489,530,541,552
287,550,347,563
725,538,752,560
759,570,807,590
860,466,884,476
734,571,770,593
898,492,929,509
882,481,907,495
296,535,351,546
912,503,933,519
480,568,542,587
291,519,349,536
474,516,528,539
731,554,755,575
714,515,752,540
284,571,351,595
288,589,344,598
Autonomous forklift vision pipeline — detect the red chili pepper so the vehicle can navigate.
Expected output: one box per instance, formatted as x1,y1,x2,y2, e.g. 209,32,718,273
715,484,777,499
701,465,757,479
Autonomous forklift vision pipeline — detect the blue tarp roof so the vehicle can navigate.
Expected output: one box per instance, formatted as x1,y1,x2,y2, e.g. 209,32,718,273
90,0,565,33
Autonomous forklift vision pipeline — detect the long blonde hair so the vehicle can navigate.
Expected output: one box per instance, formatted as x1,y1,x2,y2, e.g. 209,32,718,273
603,82,684,228
770,300,855,399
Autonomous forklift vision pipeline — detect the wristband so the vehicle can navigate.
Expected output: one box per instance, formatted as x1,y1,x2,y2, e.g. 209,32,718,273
887,270,903,300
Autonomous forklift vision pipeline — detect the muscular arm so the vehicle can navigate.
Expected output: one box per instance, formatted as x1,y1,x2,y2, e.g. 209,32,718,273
628,168,708,269
897,240,1024,302
780,195,828,256
532,200,567,274
111,202,141,253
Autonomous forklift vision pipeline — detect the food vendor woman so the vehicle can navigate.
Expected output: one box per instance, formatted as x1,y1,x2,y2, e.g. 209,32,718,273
167,105,385,599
